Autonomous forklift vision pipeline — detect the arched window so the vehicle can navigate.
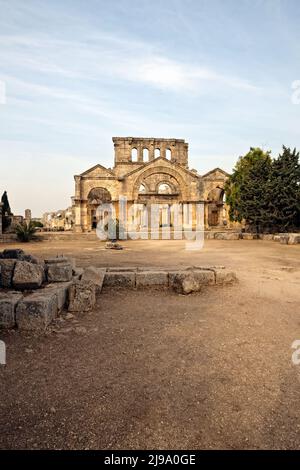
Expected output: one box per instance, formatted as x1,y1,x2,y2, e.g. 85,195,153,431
155,148,160,158
139,184,146,193
143,148,149,162
87,187,112,205
131,148,138,162
157,183,172,194
166,149,171,160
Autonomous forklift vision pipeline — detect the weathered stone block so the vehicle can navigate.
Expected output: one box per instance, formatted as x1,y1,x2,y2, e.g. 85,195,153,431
47,262,73,283
44,282,72,311
214,269,237,285
280,236,289,245
0,259,16,287
103,272,136,288
169,272,201,294
193,269,215,285
1,249,25,260
214,232,240,240
12,261,44,290
259,234,274,241
288,234,300,245
73,267,84,280
68,280,96,312
45,256,69,264
16,291,57,331
242,233,256,240
81,267,106,293
136,271,168,288
0,292,23,328
273,235,281,242
108,267,137,272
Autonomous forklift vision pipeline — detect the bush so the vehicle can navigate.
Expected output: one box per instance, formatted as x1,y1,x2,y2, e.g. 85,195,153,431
15,221,37,242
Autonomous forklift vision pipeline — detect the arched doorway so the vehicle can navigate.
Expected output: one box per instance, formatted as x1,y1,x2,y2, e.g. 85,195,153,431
87,187,112,230
207,187,225,227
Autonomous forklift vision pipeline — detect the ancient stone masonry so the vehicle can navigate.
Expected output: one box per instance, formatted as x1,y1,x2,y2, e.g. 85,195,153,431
0,248,238,331
72,137,241,233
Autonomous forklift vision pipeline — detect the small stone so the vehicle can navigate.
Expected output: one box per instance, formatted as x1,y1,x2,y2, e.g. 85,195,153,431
105,242,123,250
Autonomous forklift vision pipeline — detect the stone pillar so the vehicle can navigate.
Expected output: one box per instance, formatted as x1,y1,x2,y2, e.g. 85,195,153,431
74,201,82,232
25,209,31,221
138,145,143,163
149,145,155,161
204,202,209,230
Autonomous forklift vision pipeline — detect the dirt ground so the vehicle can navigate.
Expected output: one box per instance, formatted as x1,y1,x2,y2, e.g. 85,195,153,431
1,238,300,449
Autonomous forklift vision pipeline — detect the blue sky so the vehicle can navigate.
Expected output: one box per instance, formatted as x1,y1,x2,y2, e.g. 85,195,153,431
0,0,299,216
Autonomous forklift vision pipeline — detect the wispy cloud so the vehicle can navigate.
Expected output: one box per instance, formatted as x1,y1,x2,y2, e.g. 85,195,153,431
0,32,260,94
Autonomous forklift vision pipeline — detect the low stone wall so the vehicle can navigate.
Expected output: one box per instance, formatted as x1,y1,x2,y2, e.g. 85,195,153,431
241,232,300,244
0,234,18,243
0,251,238,332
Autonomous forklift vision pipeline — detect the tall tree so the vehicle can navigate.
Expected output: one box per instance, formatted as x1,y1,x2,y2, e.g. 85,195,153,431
1,191,12,231
225,147,272,233
268,146,300,231
1,191,12,215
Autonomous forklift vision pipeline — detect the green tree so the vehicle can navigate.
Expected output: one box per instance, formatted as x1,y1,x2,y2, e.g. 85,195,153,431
1,191,12,231
225,147,272,233
268,146,300,231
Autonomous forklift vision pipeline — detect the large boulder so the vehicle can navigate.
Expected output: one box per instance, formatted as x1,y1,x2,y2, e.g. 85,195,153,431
0,259,16,288
68,280,96,312
81,267,106,293
12,261,44,290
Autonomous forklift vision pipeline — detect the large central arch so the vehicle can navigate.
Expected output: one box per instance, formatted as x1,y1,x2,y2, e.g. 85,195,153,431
132,165,189,201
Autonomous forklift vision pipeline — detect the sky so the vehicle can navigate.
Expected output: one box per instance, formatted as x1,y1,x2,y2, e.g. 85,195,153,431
0,0,299,217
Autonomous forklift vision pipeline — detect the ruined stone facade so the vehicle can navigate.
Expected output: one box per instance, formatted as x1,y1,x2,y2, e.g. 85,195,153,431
72,137,238,233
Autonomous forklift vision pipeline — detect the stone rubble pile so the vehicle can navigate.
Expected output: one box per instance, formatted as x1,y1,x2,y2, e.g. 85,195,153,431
0,249,238,332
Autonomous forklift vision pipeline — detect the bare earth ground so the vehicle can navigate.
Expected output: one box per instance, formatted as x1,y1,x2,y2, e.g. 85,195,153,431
1,238,300,449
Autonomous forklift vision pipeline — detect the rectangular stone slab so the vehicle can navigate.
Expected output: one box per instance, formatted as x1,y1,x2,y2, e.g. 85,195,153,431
136,271,168,287
103,272,136,288
16,291,58,331
47,263,73,282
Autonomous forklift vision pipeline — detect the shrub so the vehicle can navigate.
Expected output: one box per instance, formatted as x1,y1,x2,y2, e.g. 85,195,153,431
15,220,37,242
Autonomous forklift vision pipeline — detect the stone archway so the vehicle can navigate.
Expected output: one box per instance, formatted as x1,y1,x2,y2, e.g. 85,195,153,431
207,187,226,227
87,187,112,229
